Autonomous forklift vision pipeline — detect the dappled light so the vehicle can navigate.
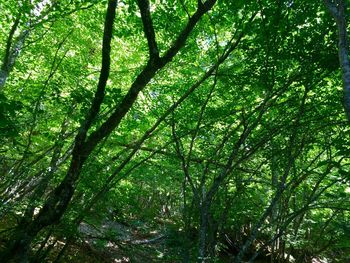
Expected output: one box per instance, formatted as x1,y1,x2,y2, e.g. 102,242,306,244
0,0,349,262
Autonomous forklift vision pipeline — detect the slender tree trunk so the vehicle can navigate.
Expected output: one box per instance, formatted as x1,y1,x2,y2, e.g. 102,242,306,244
0,11,21,91
0,28,29,91
198,201,210,263
181,179,192,263
324,0,350,121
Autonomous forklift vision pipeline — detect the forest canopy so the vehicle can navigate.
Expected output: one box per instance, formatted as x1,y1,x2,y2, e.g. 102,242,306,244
0,0,350,262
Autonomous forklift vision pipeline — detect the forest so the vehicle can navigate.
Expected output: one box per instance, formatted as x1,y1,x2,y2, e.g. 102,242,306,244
0,0,350,262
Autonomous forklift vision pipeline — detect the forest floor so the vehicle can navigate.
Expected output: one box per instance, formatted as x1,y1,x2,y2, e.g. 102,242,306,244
70,220,330,263
69,219,172,262
66,219,280,263
0,215,327,262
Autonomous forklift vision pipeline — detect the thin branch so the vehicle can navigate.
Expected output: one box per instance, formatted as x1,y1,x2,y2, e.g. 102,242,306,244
160,0,217,64
137,0,159,60
84,0,218,154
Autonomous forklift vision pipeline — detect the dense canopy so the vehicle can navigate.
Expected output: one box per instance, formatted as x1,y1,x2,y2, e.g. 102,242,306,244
0,0,350,262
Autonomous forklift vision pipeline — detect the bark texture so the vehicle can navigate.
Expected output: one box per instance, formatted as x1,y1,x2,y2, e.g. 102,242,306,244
0,12,29,91
324,0,350,121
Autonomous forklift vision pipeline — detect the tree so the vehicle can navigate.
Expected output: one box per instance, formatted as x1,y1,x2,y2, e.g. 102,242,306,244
324,0,350,121
1,0,350,262
1,0,219,261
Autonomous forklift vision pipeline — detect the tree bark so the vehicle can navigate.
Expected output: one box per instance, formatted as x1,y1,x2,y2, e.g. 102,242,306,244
324,0,350,121
0,12,28,91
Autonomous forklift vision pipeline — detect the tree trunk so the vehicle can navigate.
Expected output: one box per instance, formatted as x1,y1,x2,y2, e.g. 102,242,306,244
198,199,211,263
0,29,29,91
324,0,350,121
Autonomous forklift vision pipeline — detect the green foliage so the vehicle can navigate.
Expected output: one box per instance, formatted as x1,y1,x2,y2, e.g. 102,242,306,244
0,0,350,262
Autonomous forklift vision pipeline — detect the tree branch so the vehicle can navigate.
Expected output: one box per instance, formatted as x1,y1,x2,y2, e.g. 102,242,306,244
84,0,217,154
161,0,217,65
137,0,159,60
75,0,117,149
